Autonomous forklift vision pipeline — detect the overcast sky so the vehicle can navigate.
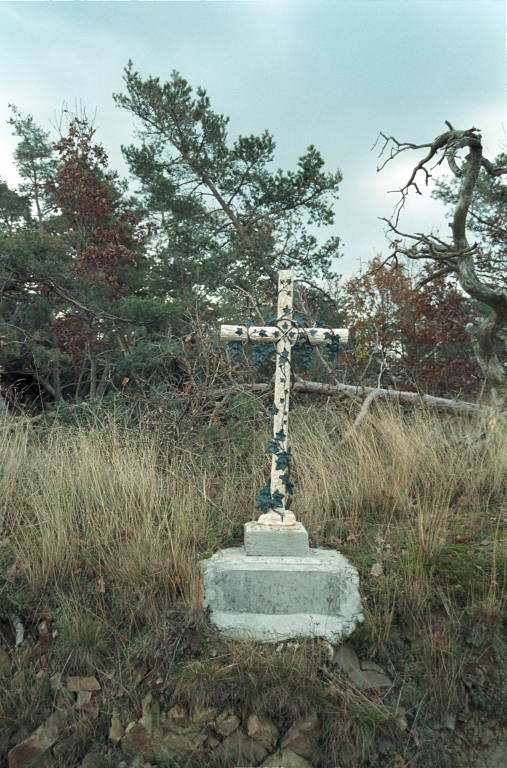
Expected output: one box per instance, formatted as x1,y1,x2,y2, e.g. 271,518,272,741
0,0,505,278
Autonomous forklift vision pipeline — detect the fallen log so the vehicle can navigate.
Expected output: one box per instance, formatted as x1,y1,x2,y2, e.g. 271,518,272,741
249,380,491,416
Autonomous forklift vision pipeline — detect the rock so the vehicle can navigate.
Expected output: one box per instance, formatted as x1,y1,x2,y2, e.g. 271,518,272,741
472,741,507,768
66,676,101,692
334,644,392,690
81,698,100,718
215,713,240,737
52,732,81,760
151,729,208,763
0,647,12,677
166,704,189,727
280,712,322,760
109,711,125,743
122,721,151,754
122,700,214,763
55,687,75,709
480,727,495,746
361,660,389,675
262,747,313,767
318,640,335,663
8,712,64,768
50,672,64,691
191,705,217,727
205,735,220,749
212,730,269,765
247,714,280,750
81,749,101,768
122,694,156,758
141,693,154,721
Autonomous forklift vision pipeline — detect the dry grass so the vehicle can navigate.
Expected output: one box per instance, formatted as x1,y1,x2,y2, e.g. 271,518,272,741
1,402,507,765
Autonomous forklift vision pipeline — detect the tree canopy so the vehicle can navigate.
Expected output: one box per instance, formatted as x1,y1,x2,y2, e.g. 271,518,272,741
0,67,346,413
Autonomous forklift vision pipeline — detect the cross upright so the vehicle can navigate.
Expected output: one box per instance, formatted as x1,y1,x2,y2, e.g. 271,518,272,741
221,269,349,527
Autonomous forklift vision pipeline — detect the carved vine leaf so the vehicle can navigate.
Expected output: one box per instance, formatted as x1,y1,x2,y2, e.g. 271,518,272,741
265,439,279,455
293,343,314,370
227,340,244,360
275,448,293,471
252,342,275,369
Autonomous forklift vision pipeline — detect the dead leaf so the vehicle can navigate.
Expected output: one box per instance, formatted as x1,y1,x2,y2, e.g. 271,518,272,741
66,675,101,692
132,661,148,687
409,727,421,747
95,577,106,594
121,377,130,387
109,711,124,742
370,562,384,577
393,756,408,768
455,535,473,544
38,622,51,652
81,698,100,718
0,648,12,678
432,630,443,648
2,558,28,582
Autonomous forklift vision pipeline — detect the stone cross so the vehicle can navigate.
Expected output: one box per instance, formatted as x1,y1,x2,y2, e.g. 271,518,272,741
220,269,348,527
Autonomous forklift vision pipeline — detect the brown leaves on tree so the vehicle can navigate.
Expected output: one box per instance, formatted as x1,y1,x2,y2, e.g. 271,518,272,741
46,117,143,299
50,314,97,361
345,256,481,398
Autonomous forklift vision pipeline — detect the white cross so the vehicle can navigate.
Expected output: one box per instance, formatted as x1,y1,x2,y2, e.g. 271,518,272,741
221,269,349,526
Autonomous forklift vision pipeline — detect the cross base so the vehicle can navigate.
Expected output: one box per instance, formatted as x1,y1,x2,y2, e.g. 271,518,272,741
257,510,297,527
201,546,364,644
245,521,308,557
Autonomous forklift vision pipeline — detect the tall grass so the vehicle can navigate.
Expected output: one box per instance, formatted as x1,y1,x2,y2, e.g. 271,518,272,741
1,405,506,613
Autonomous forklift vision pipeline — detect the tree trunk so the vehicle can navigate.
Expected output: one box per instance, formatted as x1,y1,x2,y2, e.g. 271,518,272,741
0,391,10,419
89,355,97,400
96,356,110,399
53,369,63,403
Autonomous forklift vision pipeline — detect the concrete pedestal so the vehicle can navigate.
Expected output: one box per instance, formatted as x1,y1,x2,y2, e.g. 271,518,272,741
201,542,363,643
244,521,309,557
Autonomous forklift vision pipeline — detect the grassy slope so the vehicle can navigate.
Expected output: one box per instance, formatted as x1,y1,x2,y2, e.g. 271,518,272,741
1,403,507,767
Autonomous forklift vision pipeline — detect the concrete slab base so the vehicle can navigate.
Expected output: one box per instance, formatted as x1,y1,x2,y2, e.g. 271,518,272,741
201,547,364,643
244,521,309,557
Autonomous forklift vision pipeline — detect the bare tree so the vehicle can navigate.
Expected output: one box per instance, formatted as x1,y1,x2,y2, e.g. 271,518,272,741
376,122,507,406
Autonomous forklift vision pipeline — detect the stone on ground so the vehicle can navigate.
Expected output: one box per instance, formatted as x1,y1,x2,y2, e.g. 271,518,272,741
261,747,314,767
8,712,65,768
334,643,392,689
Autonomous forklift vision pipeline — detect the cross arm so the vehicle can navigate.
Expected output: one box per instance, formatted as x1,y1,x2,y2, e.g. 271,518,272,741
220,325,350,345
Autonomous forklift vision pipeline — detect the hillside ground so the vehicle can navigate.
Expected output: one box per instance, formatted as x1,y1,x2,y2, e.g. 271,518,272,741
1,399,507,767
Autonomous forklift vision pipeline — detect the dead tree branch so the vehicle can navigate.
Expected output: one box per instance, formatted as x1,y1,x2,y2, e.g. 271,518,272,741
249,380,490,416
377,121,507,405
